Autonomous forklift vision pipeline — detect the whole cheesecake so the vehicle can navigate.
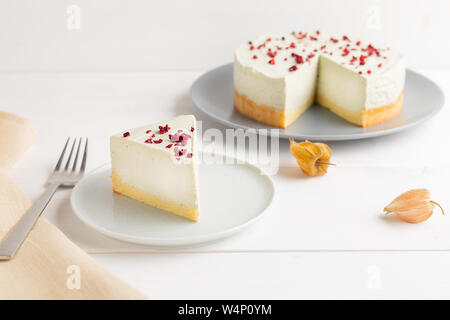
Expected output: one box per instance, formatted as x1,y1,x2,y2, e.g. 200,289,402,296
110,115,200,221
234,31,405,128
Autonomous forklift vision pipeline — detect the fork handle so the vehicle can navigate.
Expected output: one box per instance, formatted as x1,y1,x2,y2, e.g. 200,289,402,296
0,182,60,260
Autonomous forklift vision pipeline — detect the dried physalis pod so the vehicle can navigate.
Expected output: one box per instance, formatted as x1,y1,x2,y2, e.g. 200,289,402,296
384,189,444,223
289,139,333,176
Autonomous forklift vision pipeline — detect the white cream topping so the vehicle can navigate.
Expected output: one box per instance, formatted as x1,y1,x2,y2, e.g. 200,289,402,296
112,115,196,160
110,115,199,208
234,31,405,111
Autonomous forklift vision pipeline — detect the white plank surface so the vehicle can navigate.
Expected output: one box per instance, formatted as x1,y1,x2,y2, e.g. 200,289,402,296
3,69,449,253
93,252,450,299
3,69,449,298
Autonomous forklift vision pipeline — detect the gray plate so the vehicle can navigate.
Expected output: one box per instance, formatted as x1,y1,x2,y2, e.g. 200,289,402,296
190,63,445,141
71,158,275,247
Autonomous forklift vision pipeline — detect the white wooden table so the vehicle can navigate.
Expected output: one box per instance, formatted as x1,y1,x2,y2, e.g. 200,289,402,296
4,68,450,299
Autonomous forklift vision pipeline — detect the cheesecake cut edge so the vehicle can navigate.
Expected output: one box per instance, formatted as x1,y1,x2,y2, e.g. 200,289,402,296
234,89,313,129
111,171,199,222
316,91,403,127
235,88,403,128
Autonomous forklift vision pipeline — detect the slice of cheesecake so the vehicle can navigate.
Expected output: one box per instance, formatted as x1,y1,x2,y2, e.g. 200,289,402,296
234,31,405,128
110,115,200,221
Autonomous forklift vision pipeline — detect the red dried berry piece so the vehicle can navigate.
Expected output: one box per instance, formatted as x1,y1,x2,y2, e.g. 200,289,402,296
190,127,194,132
289,65,298,72
170,132,191,146
350,56,357,63
173,147,186,157
250,46,254,50
378,63,382,68
343,35,350,41
123,132,130,138
252,55,258,59
359,55,367,65
146,130,151,134
310,36,317,41
330,37,338,43
342,48,350,57
367,70,372,74
316,30,320,35
367,44,377,56
186,153,193,158
320,45,326,50
158,124,170,134
289,42,296,48
268,58,275,65
152,134,155,138
166,144,173,148
266,37,271,42
267,49,277,58
153,139,163,144
356,41,361,46
145,138,152,143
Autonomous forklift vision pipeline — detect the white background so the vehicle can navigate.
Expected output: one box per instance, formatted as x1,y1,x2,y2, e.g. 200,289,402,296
3,0,450,299
0,0,449,71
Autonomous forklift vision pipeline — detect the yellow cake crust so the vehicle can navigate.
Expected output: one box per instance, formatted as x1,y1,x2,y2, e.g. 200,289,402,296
317,92,404,128
234,89,403,128
234,89,313,129
111,171,198,222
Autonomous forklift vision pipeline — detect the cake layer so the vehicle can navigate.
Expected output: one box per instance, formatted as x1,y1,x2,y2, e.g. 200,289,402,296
234,89,313,128
317,91,404,127
112,171,198,221
236,89,403,128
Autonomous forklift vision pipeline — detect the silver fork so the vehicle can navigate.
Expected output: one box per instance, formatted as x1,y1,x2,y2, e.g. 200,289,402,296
0,137,88,260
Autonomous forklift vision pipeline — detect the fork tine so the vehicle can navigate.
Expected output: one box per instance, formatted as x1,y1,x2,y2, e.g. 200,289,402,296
64,138,77,171
54,137,70,171
80,138,88,173
71,138,82,172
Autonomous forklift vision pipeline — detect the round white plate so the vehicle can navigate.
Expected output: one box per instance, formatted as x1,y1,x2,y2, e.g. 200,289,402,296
71,156,275,247
190,63,445,141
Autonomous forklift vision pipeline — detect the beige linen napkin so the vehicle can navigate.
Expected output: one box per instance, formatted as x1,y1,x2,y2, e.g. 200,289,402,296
0,111,146,299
